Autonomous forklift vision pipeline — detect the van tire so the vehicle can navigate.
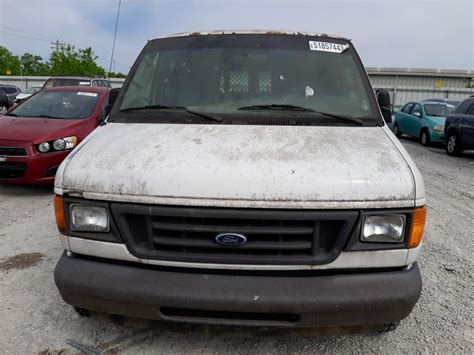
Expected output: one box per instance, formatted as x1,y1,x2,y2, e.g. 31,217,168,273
393,123,402,138
420,129,431,147
0,105,7,115
446,131,462,156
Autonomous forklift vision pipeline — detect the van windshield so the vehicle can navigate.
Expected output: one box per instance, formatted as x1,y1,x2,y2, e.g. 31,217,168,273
119,34,379,121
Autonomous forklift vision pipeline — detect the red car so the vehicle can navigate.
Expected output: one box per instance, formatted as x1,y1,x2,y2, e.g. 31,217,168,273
0,86,117,184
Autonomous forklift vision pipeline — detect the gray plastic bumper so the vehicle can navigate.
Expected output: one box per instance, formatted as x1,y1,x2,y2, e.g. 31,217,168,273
54,253,422,327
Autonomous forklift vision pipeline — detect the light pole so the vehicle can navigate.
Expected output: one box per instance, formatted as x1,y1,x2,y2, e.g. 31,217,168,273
108,0,122,79
19,60,25,89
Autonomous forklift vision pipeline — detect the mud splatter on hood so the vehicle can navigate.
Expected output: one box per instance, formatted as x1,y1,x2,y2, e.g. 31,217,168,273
57,123,418,209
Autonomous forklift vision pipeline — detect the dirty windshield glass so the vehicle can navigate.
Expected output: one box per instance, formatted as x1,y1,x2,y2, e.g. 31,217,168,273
120,35,378,120
12,90,99,119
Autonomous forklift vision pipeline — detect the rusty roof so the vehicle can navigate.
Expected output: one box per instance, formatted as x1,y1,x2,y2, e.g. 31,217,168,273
152,30,350,41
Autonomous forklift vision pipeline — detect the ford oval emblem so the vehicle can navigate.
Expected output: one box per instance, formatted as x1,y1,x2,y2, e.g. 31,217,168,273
215,233,247,246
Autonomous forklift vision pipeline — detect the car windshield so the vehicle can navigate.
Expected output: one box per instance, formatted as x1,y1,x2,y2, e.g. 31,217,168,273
11,90,100,119
119,35,378,121
424,103,453,117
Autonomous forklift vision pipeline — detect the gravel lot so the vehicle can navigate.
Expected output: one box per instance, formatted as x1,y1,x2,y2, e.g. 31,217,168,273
0,138,473,354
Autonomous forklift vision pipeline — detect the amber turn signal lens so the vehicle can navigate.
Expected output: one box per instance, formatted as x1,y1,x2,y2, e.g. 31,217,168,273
408,206,426,248
54,195,67,235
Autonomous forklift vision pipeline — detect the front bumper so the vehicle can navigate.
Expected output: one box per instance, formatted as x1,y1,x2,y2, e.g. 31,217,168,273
431,130,445,142
55,253,422,327
0,149,68,184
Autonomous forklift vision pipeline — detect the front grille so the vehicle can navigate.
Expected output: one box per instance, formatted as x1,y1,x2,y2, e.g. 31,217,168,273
112,204,358,265
0,162,27,178
0,146,28,157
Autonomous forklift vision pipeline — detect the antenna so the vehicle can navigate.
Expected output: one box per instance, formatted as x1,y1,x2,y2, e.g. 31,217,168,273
108,0,122,78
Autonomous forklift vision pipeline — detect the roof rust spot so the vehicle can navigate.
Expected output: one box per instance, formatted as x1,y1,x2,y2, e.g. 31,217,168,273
151,30,351,42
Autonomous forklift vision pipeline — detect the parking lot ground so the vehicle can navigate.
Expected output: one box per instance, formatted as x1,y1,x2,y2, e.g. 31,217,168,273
0,139,473,354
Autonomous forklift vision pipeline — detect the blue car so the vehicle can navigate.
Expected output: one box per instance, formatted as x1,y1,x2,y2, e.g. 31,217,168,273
393,101,454,146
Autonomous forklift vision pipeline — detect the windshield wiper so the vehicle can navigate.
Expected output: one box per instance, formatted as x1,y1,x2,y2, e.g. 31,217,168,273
185,109,222,122
238,104,315,112
313,110,363,125
237,104,363,125
4,113,17,116
120,104,187,112
120,104,222,123
38,115,62,119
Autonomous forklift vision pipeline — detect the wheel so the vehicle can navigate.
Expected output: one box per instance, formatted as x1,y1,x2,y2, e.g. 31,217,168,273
446,132,462,156
420,129,431,146
393,123,402,138
0,105,7,115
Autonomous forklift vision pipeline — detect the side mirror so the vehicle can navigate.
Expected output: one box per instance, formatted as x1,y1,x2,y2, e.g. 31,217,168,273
104,103,114,116
107,88,120,106
376,89,392,123
103,87,120,119
413,112,422,118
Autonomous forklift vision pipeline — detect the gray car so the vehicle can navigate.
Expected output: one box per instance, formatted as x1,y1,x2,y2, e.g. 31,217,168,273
0,85,22,114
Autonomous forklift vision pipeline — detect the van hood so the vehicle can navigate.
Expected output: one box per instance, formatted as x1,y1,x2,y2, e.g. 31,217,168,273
58,123,419,209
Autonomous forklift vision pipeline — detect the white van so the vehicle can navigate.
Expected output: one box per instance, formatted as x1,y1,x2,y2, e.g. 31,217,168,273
53,31,426,330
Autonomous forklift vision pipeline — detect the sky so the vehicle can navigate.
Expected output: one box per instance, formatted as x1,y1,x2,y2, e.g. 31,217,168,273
0,0,473,73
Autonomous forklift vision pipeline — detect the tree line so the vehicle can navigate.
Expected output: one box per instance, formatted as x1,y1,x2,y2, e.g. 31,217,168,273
0,45,127,78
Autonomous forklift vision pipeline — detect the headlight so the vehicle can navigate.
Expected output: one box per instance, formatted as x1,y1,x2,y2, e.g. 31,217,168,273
433,125,445,132
70,205,109,232
63,136,77,149
361,215,405,243
37,136,77,153
37,142,51,153
53,139,66,150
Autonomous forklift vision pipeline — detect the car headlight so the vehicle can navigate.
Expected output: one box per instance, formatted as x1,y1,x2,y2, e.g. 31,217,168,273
37,142,51,153
53,139,66,151
70,205,109,232
433,125,445,132
37,136,77,153
361,215,405,243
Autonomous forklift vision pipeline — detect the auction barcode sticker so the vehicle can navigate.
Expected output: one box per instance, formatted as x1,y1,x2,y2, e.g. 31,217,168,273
77,92,98,97
309,41,349,53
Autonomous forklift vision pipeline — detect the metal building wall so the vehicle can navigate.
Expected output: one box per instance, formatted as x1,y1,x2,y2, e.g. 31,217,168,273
367,68,474,110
